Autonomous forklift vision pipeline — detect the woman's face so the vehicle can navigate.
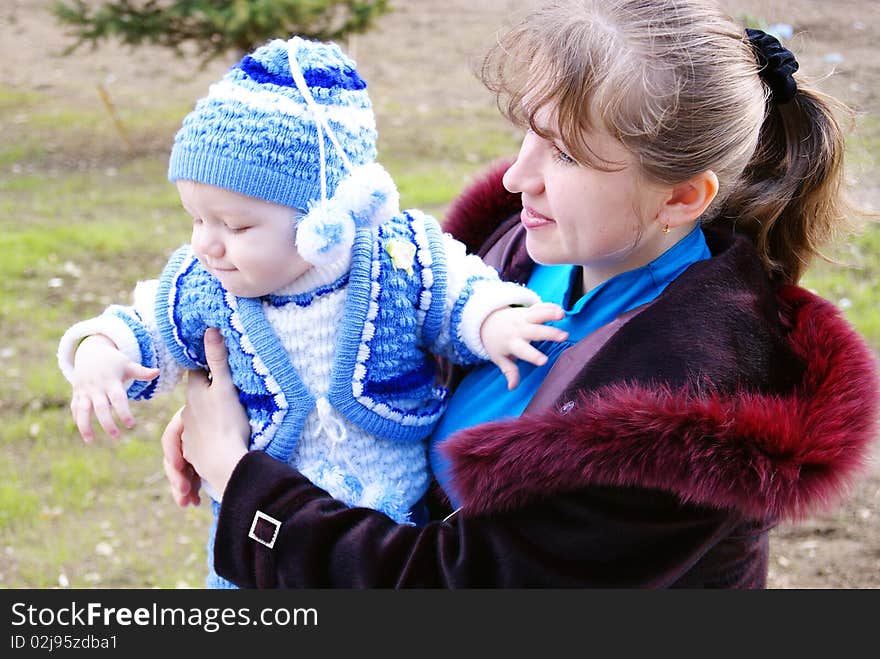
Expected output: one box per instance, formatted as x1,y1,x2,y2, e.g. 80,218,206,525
502,110,672,292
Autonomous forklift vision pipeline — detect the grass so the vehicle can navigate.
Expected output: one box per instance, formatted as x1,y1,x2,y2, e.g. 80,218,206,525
1,7,878,589
802,226,880,346
0,78,206,586
0,481,40,533
848,114,880,172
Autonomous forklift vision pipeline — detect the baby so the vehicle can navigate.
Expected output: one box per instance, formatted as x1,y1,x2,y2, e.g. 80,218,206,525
57,36,566,587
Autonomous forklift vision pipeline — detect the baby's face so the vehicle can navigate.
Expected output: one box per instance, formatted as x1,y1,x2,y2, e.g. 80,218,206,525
177,180,311,297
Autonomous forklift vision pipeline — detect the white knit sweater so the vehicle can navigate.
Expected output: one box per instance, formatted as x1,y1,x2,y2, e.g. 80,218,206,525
264,253,430,513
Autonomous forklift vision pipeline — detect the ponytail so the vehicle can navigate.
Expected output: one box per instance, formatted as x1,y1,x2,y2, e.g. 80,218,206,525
480,0,863,286
719,81,854,285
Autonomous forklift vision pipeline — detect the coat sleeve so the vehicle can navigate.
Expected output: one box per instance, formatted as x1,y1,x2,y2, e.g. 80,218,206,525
213,451,754,588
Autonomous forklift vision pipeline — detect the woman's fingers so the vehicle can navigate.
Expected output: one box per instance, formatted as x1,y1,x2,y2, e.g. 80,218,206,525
163,457,201,507
185,471,202,507
160,408,201,507
160,408,186,468
162,455,186,505
202,328,233,388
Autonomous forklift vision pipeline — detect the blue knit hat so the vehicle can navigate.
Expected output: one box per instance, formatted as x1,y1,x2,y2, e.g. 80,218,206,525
168,36,399,266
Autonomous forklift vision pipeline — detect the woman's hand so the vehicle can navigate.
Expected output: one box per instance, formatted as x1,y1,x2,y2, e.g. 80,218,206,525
160,328,250,505
161,407,202,507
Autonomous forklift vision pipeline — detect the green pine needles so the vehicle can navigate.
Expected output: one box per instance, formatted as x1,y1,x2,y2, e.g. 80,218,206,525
53,0,390,65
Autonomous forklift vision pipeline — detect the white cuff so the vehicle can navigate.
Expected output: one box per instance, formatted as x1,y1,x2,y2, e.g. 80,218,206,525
57,314,142,383
459,280,541,359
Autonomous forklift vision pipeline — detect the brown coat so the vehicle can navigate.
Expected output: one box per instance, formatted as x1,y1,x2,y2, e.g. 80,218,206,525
214,161,880,588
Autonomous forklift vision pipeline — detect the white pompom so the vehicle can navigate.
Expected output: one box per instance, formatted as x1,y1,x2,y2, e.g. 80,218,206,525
294,162,400,266
332,162,400,228
295,201,356,266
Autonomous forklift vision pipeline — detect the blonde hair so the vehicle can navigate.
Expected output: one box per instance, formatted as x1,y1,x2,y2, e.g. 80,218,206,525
481,0,854,283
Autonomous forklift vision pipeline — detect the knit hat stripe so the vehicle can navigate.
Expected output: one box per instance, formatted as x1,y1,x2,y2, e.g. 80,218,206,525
176,95,378,172
208,79,376,133
225,69,373,111
174,117,376,170
238,54,366,91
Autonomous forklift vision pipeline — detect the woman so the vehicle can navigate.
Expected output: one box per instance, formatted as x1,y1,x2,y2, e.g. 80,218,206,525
162,0,879,587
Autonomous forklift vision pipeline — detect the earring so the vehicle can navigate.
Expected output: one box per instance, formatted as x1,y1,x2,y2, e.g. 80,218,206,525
662,223,670,234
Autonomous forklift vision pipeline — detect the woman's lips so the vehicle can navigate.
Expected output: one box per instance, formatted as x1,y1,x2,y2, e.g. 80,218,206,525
520,206,555,229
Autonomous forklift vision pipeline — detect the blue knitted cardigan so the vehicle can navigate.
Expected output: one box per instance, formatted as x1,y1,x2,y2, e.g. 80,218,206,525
122,210,500,455
61,208,539,587
107,208,528,476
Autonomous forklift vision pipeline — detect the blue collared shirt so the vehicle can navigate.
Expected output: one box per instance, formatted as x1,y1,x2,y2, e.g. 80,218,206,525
429,224,711,507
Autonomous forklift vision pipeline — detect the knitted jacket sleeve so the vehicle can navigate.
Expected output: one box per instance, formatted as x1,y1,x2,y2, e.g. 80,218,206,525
418,213,540,363
57,245,207,399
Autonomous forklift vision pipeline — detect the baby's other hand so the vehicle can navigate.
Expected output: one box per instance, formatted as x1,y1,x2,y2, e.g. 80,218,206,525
480,302,568,390
70,334,159,442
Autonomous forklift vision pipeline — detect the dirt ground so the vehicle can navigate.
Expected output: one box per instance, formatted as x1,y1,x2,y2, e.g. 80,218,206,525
2,0,878,588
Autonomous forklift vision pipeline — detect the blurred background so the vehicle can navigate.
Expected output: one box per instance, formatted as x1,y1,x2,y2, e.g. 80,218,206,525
1,0,877,588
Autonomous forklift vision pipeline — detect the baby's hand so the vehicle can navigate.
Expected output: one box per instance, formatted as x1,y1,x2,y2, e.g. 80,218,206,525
480,302,568,390
69,334,159,442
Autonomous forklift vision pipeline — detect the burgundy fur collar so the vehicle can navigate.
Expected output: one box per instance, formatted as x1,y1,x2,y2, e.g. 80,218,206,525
442,159,521,254
439,162,880,522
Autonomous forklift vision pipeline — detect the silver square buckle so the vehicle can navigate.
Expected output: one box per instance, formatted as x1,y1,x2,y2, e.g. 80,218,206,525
248,510,281,549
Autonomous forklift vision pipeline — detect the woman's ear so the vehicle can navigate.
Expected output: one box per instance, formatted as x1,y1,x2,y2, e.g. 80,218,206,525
660,170,719,228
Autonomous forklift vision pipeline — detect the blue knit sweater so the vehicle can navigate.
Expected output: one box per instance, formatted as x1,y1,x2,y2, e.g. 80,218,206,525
59,209,539,522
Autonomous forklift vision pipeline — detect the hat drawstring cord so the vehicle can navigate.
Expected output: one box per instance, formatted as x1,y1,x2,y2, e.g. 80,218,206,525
286,37,354,207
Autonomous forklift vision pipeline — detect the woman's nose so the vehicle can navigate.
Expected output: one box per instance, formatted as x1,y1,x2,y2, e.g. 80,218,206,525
502,132,544,196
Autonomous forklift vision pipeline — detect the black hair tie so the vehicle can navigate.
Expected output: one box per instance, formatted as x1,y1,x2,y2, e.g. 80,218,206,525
745,28,799,104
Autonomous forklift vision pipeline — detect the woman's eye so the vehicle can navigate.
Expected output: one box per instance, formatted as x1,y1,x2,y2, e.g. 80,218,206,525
551,143,576,165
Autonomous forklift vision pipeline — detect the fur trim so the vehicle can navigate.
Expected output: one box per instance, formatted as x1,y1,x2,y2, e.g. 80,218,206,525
442,284,880,522
442,158,519,252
